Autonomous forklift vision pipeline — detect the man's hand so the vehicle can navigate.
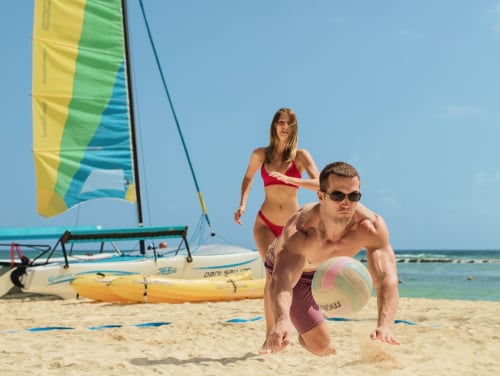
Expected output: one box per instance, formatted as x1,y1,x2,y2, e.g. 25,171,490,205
370,326,400,345
261,320,293,354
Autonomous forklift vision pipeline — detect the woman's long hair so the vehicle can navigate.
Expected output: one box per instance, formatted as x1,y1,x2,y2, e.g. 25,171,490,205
265,108,298,163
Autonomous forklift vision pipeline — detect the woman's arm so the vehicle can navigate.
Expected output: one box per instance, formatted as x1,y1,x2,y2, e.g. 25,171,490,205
234,148,264,225
268,149,320,191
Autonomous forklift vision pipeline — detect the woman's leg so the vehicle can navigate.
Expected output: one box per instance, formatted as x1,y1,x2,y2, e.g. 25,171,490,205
253,217,277,350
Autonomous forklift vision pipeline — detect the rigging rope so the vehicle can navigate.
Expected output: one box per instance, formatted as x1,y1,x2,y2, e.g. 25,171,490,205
137,0,215,236
10,243,30,268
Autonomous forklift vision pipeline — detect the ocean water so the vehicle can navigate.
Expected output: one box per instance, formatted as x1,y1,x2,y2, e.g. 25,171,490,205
357,250,500,302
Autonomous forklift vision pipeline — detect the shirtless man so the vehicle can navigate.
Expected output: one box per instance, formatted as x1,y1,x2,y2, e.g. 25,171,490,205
263,161,400,356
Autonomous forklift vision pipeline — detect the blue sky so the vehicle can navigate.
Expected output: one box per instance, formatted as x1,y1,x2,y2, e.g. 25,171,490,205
1,1,500,250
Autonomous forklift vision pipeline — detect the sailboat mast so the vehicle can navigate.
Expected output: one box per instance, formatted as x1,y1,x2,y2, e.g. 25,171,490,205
121,0,146,253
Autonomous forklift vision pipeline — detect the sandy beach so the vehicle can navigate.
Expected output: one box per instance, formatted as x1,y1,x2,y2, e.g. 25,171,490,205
1,294,498,376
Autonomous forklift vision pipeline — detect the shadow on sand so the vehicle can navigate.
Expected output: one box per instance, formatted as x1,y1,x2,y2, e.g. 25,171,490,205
130,352,264,367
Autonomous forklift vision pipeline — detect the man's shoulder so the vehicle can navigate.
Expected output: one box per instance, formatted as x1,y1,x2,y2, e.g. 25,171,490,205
355,210,390,250
294,203,320,231
355,203,379,222
297,202,319,217
281,205,321,251
283,203,318,231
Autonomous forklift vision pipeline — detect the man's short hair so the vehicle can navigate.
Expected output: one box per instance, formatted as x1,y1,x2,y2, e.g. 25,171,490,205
319,162,360,191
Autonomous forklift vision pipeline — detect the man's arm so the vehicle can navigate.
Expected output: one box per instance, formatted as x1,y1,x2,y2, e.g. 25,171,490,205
364,215,400,345
266,227,308,352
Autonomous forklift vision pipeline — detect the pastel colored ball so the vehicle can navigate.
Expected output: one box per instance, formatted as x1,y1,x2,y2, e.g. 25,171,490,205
311,256,373,317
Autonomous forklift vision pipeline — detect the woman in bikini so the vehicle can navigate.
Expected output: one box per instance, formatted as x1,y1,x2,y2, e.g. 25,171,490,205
234,107,320,345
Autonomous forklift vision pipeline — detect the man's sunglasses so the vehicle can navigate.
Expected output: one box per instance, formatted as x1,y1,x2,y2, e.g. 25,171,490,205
323,190,362,202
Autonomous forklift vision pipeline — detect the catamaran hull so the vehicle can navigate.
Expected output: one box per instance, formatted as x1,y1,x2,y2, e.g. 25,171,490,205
0,253,117,298
17,250,264,299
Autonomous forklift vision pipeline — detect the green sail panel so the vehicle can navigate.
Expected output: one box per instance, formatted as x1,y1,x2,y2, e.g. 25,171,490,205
32,0,136,217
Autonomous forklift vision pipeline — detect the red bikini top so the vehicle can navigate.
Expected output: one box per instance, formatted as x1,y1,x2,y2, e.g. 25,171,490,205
261,161,301,188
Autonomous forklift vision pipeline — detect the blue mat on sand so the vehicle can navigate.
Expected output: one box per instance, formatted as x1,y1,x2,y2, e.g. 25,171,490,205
3,317,417,334
226,316,417,325
3,321,171,333
326,317,416,325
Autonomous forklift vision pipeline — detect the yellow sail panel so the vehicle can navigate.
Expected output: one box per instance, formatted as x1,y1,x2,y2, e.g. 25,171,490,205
32,0,136,217
33,1,85,216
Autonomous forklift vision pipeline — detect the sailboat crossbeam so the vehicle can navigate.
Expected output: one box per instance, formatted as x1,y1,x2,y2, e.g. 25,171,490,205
59,226,192,267
59,226,188,244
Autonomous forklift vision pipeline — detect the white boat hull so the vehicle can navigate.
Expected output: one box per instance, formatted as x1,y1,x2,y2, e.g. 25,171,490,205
15,245,264,299
0,252,118,298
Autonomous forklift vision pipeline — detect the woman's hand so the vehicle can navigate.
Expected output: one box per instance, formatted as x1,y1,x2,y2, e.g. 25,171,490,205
234,206,245,225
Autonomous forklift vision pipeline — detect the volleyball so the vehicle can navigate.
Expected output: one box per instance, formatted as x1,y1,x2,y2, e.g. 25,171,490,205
311,256,373,317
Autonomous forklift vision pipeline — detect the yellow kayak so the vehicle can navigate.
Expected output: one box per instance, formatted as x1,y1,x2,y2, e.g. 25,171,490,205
71,270,255,303
108,273,264,303
71,273,135,302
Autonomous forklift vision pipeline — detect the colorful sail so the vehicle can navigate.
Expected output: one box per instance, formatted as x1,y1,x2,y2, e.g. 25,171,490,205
32,0,136,217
